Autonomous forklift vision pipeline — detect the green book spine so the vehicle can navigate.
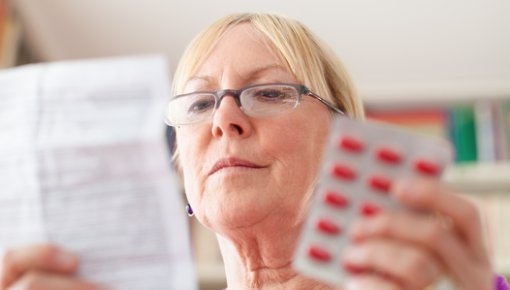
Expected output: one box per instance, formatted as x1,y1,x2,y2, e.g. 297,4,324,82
449,106,478,163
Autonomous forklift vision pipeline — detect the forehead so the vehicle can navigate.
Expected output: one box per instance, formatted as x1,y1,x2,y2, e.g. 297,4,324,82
186,23,295,88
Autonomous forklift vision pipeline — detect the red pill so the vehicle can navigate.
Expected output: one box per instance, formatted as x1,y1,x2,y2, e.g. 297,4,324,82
316,218,342,236
331,164,357,181
368,175,392,193
343,262,364,275
359,202,381,217
414,159,441,176
323,191,350,208
338,136,364,153
308,245,332,262
375,147,402,164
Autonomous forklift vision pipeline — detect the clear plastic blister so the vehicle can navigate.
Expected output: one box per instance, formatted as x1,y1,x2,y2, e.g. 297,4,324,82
293,116,453,286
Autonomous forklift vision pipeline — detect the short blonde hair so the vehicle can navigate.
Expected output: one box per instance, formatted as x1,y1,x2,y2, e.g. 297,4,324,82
171,12,364,118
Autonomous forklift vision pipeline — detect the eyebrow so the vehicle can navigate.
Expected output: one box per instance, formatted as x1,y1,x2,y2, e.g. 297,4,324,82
187,63,290,87
243,64,289,83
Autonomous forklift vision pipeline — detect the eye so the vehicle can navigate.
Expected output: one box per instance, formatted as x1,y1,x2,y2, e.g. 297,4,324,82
187,96,215,114
253,89,292,102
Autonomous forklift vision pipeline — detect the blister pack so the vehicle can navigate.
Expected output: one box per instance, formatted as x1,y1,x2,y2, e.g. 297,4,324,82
293,115,453,286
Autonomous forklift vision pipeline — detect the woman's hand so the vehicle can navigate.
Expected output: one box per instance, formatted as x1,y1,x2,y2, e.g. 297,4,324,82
342,177,494,290
1,244,101,290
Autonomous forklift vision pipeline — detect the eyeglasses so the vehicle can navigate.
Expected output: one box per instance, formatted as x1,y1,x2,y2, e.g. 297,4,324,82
164,83,344,126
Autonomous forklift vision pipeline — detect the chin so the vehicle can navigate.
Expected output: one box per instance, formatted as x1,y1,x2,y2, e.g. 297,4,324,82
202,193,275,232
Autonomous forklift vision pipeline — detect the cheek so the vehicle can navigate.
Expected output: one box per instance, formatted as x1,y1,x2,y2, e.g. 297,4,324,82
176,129,208,200
263,118,330,195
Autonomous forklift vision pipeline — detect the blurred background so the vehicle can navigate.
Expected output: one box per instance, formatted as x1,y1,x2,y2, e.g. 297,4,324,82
1,1,509,289
3,0,510,99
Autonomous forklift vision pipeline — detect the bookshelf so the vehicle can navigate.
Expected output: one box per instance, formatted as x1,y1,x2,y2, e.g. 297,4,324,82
191,219,226,290
445,162,510,193
363,87,510,280
197,261,227,290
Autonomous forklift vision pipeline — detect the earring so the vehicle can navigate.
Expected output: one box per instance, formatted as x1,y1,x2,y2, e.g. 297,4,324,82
185,203,194,217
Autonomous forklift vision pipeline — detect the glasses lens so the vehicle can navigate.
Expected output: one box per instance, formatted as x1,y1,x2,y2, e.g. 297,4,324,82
241,84,299,116
166,93,216,125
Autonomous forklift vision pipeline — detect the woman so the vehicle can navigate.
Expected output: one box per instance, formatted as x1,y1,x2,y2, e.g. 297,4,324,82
1,13,505,290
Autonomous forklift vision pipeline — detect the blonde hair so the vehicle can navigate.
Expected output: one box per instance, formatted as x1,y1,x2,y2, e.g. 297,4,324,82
170,13,364,165
172,12,364,117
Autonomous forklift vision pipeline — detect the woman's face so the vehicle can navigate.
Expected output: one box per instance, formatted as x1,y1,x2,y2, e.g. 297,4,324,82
176,23,332,232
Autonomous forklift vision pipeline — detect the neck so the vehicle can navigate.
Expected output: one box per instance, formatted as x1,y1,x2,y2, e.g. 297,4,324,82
215,219,340,290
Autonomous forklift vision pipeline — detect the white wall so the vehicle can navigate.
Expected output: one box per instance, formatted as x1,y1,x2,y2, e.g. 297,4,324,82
14,0,510,100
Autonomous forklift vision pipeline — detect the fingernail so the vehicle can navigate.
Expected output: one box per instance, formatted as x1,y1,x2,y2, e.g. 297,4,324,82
352,218,379,238
349,222,364,242
343,247,364,264
342,246,365,275
54,251,77,268
394,179,418,198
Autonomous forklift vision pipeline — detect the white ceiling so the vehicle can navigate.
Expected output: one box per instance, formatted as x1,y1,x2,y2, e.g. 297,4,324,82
13,0,510,101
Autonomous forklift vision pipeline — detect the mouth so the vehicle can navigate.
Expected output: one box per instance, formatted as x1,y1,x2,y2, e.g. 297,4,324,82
209,157,265,175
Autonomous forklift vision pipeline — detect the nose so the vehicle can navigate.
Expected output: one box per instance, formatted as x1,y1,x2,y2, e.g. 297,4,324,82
211,95,252,139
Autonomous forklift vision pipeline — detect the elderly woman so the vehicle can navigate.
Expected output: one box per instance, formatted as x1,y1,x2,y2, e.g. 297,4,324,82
1,13,504,290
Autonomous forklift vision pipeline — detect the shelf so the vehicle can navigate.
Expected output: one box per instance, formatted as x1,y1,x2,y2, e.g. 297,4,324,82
360,80,510,107
444,162,510,193
197,263,226,290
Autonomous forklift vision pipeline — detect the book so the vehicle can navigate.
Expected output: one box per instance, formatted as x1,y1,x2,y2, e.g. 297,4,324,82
474,101,498,162
365,108,450,139
0,55,197,290
448,106,478,163
499,101,510,161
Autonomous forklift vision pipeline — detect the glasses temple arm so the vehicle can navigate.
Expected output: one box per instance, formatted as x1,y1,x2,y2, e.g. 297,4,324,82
306,91,345,115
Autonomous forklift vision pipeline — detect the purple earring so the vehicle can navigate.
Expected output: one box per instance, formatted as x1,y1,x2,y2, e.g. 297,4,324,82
185,203,194,217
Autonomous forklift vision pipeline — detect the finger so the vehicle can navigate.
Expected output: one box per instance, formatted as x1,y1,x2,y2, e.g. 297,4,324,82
1,244,78,289
392,178,487,259
350,210,490,286
344,273,401,290
342,238,441,290
8,271,100,290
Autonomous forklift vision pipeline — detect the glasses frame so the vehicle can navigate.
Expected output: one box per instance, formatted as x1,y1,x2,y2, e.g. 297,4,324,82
166,83,344,126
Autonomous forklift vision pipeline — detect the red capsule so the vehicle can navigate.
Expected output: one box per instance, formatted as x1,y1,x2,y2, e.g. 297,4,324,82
338,136,364,153
414,159,441,176
316,218,342,236
323,191,350,208
359,202,381,217
368,175,392,193
375,147,402,164
308,245,332,262
331,164,357,181
343,262,364,275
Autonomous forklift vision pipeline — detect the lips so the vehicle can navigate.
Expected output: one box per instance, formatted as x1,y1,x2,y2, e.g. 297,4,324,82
209,157,265,175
